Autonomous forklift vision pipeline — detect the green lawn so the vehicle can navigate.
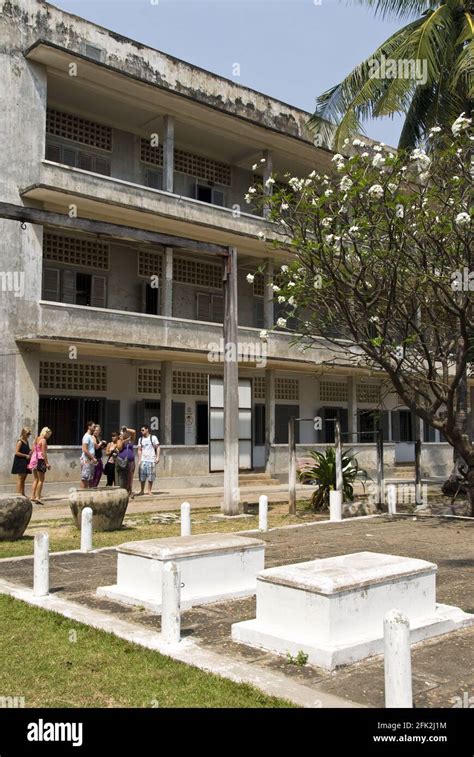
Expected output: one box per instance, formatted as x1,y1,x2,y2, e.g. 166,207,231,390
0,502,322,559
0,595,294,708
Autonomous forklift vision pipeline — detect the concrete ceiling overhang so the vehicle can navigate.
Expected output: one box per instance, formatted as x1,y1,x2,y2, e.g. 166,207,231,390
20,180,289,258
16,334,380,377
26,42,334,177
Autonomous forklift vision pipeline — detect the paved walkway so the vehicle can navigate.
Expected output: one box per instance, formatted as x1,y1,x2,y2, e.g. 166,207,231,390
0,516,472,707
27,484,314,522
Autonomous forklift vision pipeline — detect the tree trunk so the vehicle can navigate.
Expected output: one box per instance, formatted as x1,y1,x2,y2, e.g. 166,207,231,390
442,350,469,499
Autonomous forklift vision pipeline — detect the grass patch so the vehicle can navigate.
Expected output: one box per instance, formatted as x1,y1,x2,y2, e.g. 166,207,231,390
0,501,323,559
0,595,295,708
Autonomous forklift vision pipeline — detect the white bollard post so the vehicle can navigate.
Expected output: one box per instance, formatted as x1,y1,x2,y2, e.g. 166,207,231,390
161,561,181,644
259,494,268,531
384,609,413,708
329,489,342,522
387,484,397,516
33,532,49,597
80,507,93,552
180,502,191,537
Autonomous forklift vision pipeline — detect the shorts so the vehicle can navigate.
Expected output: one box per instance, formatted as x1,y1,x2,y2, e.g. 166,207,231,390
80,456,94,481
139,461,156,483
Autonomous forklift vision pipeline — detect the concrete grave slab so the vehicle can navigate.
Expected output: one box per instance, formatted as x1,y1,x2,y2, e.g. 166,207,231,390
232,551,474,670
97,533,265,612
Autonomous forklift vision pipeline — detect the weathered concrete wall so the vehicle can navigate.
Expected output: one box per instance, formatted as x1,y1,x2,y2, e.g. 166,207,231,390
0,3,48,484
2,0,317,143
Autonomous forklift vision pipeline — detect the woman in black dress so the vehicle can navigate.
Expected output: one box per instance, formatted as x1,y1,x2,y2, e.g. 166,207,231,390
11,427,32,495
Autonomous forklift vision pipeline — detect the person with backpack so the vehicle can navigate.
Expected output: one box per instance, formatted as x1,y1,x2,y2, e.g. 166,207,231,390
137,425,160,496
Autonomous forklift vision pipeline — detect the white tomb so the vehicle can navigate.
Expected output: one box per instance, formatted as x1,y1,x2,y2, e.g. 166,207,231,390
97,533,265,612
232,551,474,670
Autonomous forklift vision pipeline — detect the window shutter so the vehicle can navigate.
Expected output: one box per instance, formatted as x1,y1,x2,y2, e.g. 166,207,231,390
380,410,390,442
90,276,107,308
45,142,61,162
211,295,224,323
315,407,325,443
254,301,264,329
340,408,349,435
391,410,401,442
212,190,225,206
78,152,93,171
141,281,148,314
95,156,111,176
62,147,77,167
196,292,211,321
172,402,186,445
62,270,76,303
146,169,162,189
42,268,60,301
104,400,121,441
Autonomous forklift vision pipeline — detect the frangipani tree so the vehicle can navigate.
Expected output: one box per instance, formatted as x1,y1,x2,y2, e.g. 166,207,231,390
247,114,473,513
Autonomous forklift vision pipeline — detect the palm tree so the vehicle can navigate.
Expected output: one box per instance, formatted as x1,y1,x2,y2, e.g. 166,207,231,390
311,0,473,149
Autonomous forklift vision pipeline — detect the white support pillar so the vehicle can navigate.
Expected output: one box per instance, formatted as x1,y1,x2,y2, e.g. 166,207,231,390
180,502,191,536
264,258,274,329
161,562,181,644
264,369,275,475
348,375,358,444
262,150,274,219
80,507,93,553
160,361,173,446
161,247,173,317
387,484,397,516
33,532,49,597
384,610,413,708
163,115,174,193
222,246,240,515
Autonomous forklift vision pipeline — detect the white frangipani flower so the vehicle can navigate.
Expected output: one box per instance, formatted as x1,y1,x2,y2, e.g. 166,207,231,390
276,317,287,328
281,265,289,273
277,296,286,304
324,189,333,197
252,163,258,170
455,212,471,227
280,202,289,210
272,285,281,292
429,126,442,135
352,138,365,147
340,176,353,191
259,329,268,342
451,113,472,137
246,273,255,284
288,296,296,306
372,153,385,168
257,231,265,240
265,177,275,187
368,184,384,198
395,204,404,218
321,217,332,227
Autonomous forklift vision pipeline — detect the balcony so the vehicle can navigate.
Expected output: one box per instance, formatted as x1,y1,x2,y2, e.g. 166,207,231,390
19,301,337,368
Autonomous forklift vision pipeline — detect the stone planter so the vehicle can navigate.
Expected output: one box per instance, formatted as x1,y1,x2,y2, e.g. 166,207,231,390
0,495,33,541
69,487,129,532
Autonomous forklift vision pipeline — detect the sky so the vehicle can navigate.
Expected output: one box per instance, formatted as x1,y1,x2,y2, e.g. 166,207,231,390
50,0,407,146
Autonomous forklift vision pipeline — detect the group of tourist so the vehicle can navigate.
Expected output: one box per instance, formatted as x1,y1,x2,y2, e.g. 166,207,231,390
11,422,160,504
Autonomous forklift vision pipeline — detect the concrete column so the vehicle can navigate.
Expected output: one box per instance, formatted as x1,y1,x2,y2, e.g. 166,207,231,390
180,502,191,536
163,115,174,193
384,610,413,708
222,246,240,515
263,150,274,219
161,247,173,317
348,375,358,443
161,562,181,644
263,258,274,329
80,507,93,553
33,532,49,597
264,369,275,475
160,361,173,446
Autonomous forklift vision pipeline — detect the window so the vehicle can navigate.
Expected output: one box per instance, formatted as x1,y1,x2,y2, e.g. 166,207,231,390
46,109,112,151
142,282,160,315
196,292,224,323
196,184,226,206
174,149,231,186
275,405,300,444
38,397,119,445
254,404,265,446
140,140,163,166
138,249,163,279
172,402,186,444
45,141,111,175
196,402,208,445
253,376,265,400
358,410,379,442
42,268,107,308
145,169,163,190
357,383,381,403
319,407,348,443
254,301,264,329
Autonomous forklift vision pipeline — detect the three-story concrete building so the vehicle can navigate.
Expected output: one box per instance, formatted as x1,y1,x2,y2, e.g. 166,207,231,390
0,0,458,493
